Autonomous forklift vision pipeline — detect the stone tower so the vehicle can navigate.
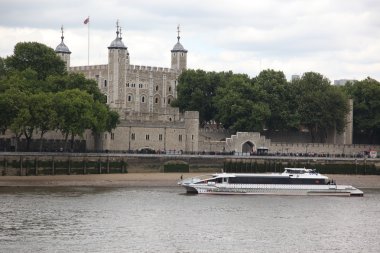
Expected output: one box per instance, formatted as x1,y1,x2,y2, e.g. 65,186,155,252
107,21,129,110
55,26,71,71
184,111,199,152
171,25,187,71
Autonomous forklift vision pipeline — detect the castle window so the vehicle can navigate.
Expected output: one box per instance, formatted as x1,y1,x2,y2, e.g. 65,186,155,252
126,83,130,87
104,80,107,87
146,134,150,140
139,84,143,88
111,133,115,140
131,133,135,140
168,86,172,92
159,134,163,141
155,97,159,104
155,85,159,91
192,135,194,140
181,53,184,56
127,94,133,102
168,98,171,104
179,134,182,142
141,96,145,103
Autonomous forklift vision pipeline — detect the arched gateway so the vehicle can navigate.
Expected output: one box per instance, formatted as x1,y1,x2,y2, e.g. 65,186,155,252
242,141,255,153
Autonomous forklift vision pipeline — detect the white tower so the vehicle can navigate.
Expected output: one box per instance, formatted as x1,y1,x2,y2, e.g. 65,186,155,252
171,25,187,71
55,26,71,71
107,21,129,110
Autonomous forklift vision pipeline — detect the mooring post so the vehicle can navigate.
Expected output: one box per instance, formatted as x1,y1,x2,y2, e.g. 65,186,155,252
68,156,71,175
20,156,23,176
35,157,38,176
83,158,87,174
107,156,110,174
52,156,55,175
3,158,7,176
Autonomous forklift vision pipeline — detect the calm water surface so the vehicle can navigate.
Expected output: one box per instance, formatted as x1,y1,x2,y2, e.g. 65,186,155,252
0,186,379,253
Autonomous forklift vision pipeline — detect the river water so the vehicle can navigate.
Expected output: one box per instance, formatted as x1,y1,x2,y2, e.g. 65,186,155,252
0,186,379,253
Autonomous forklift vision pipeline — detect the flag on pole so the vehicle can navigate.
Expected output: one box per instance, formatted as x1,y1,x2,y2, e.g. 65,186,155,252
84,17,89,24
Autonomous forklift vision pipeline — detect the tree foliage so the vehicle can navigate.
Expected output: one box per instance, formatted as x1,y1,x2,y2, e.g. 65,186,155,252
5,42,66,80
293,72,349,142
0,42,119,151
214,74,270,131
345,78,380,143
171,69,219,125
175,69,354,143
255,69,299,131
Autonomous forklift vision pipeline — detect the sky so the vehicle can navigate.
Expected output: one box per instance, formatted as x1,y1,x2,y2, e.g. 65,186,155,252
1,0,379,81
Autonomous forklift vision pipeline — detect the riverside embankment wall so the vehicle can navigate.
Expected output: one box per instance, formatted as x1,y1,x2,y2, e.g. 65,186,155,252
0,153,379,176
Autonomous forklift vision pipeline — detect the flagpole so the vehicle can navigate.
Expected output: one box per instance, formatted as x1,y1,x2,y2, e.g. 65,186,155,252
87,16,90,66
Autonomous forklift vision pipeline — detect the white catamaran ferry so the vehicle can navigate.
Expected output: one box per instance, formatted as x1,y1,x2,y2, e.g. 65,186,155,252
178,168,363,197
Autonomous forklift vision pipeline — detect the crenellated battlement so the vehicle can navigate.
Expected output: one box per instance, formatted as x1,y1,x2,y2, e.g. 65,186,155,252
127,65,174,73
70,64,108,71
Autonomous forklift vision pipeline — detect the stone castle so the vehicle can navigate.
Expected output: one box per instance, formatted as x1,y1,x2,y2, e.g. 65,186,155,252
53,22,359,155
56,23,200,152
2,22,364,155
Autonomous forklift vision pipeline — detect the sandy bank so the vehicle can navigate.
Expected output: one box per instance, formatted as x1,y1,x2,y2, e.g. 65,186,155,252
0,173,379,188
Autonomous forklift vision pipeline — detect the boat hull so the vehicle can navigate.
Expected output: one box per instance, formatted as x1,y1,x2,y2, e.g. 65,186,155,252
183,184,363,197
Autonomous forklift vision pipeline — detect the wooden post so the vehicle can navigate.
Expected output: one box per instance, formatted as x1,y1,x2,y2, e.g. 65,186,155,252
83,158,87,174
68,157,71,175
35,158,38,176
20,156,23,176
4,158,7,176
52,156,55,175
107,156,110,174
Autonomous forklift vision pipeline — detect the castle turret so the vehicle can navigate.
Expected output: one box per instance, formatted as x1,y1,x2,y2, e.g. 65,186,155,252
171,25,187,71
108,21,129,109
55,26,71,71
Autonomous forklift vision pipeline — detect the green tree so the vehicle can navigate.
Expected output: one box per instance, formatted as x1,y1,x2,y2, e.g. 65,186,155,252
0,68,44,93
255,69,299,131
47,73,106,103
54,89,96,151
172,69,221,125
294,72,349,142
0,57,6,79
90,102,120,150
30,93,58,151
5,42,66,80
345,78,380,143
5,89,29,151
214,75,270,131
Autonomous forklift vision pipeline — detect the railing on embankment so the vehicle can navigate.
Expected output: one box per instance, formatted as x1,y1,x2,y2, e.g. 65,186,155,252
0,152,379,176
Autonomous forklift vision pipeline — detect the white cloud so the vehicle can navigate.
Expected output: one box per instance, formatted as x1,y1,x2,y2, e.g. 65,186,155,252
0,0,379,81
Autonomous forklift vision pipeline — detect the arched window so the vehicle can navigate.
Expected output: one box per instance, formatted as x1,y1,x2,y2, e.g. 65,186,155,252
155,97,159,104
168,86,172,92
168,98,171,104
104,80,107,87
141,96,145,103
155,85,159,91
127,94,133,102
